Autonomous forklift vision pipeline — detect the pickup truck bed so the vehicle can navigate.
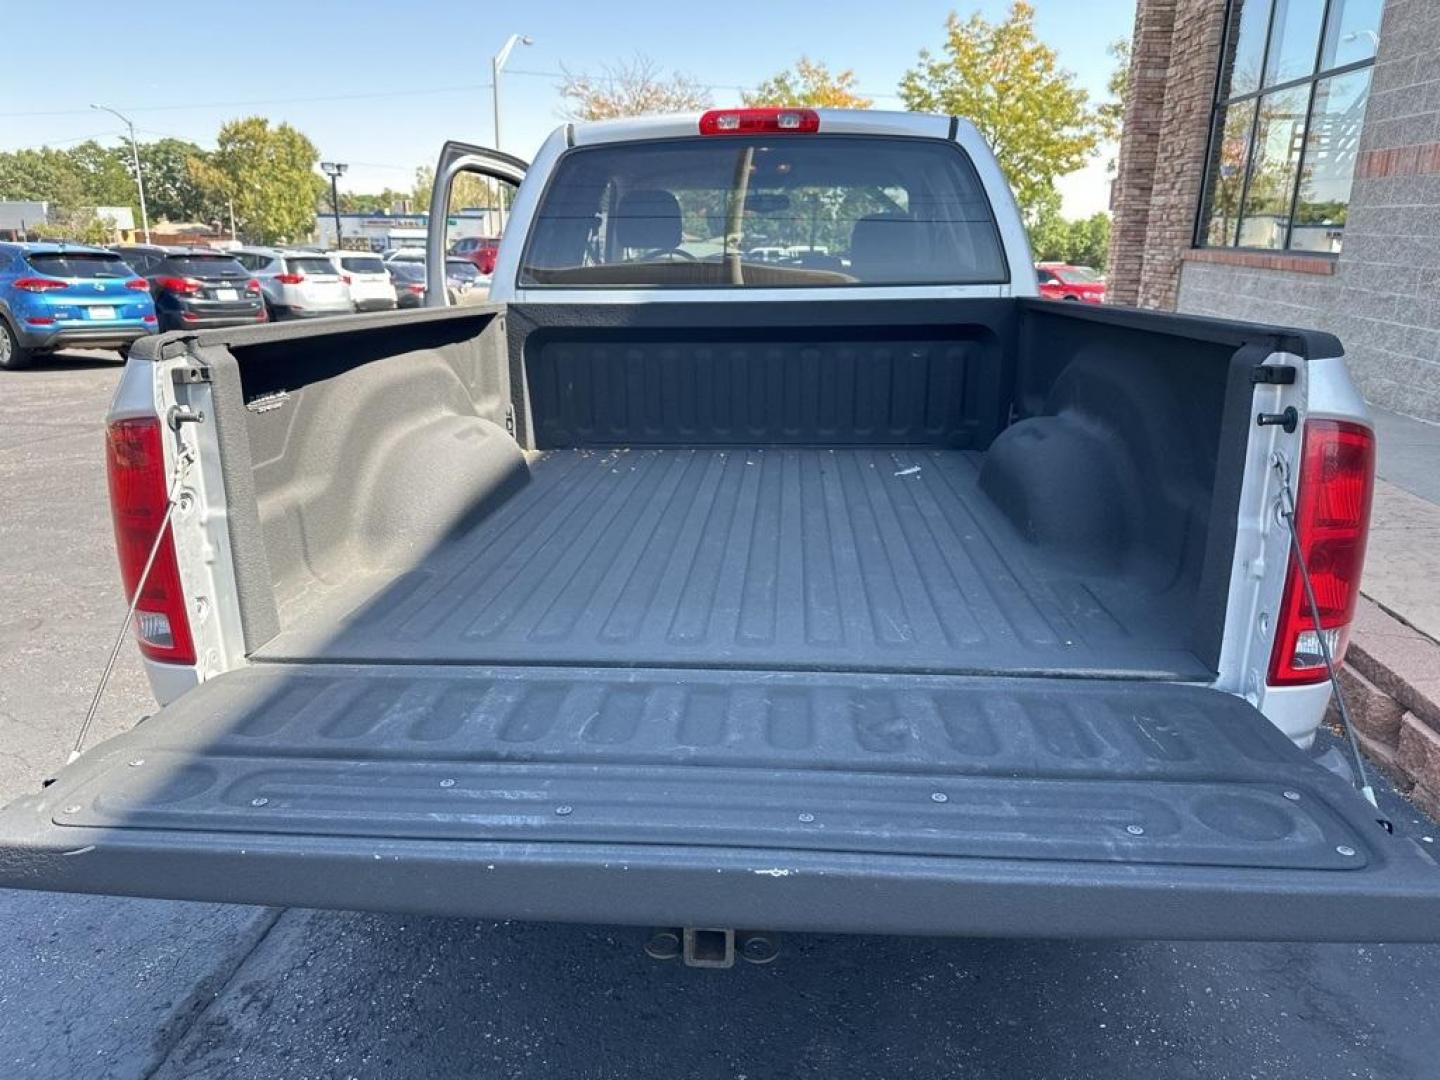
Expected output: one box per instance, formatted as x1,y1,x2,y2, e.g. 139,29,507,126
4,299,1439,940
235,300,1242,681
260,445,1208,678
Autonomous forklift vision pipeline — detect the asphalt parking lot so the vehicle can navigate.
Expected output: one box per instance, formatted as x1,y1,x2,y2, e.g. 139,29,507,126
2,353,1440,1079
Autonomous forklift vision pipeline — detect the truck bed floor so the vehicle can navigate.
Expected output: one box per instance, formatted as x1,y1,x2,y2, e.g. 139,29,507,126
259,448,1208,678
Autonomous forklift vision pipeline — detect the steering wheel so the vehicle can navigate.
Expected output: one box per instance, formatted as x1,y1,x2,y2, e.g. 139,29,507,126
641,247,697,262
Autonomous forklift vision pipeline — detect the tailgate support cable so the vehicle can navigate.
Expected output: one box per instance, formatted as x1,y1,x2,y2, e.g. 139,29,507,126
1271,452,1378,809
67,444,194,766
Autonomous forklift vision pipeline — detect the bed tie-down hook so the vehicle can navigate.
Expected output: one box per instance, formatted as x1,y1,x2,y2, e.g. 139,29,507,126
1269,451,1377,810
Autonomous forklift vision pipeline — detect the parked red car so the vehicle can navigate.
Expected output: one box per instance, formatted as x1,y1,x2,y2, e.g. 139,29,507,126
451,236,501,276
1036,263,1106,304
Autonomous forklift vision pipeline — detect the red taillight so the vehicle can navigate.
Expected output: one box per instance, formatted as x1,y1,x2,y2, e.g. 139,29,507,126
155,276,202,295
245,278,261,293
341,273,352,285
125,278,149,291
1268,419,1374,686
142,314,157,323
699,108,821,135
14,277,68,292
105,418,195,666
406,283,424,295
275,272,304,284
24,315,55,325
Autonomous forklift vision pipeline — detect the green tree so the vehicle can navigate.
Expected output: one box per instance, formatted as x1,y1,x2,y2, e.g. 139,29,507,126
31,207,113,245
67,141,135,209
411,164,435,211
1028,188,1111,267
191,117,323,243
744,58,873,108
559,56,712,120
1097,38,1130,145
0,147,87,210
138,138,217,222
340,188,413,214
898,2,1102,221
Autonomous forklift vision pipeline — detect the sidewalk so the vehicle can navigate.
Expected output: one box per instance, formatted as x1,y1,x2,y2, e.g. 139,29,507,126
1333,406,1440,817
1365,407,1440,643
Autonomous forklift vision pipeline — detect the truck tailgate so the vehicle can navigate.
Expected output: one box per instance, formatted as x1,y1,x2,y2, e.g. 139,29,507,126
2,665,1437,940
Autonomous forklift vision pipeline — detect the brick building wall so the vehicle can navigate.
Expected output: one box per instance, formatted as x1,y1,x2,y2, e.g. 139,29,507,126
1107,0,1177,307
1110,0,1440,421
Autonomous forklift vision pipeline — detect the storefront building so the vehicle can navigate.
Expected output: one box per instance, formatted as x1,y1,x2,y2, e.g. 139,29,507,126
1110,0,1439,420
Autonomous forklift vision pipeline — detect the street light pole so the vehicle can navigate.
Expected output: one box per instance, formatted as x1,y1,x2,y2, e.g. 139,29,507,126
320,161,348,248
491,33,532,235
89,103,150,242
491,33,533,153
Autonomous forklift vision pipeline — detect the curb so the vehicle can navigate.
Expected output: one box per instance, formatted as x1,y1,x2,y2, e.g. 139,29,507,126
1329,596,1440,818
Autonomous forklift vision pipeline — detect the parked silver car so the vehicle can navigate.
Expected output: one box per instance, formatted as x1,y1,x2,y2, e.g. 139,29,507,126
233,247,352,320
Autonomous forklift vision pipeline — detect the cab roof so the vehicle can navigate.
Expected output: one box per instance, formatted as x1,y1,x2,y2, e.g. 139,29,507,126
567,109,961,147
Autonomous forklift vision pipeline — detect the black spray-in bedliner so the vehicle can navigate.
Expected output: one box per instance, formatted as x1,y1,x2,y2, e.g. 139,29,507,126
4,664,1438,939
259,446,1207,677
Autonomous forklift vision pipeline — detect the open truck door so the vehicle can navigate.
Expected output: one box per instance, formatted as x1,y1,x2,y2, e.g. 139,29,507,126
425,140,527,307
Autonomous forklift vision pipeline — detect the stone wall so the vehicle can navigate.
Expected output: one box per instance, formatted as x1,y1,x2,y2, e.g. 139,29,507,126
1108,0,1177,307
1178,0,1440,419
1108,0,1227,308
1113,0,1440,420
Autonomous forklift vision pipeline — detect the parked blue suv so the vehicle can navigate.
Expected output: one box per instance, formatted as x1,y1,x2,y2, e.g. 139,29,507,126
0,242,157,369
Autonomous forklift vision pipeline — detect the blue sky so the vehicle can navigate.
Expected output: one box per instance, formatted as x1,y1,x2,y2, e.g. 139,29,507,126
0,0,1135,215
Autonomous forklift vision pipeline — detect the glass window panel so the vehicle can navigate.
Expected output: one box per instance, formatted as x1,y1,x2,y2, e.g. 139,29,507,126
1320,0,1383,69
520,136,1007,288
1291,68,1371,253
1200,98,1259,246
1264,0,1327,85
1238,85,1310,248
1224,0,1275,99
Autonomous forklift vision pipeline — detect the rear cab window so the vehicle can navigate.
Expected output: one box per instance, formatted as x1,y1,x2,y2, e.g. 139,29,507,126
339,256,386,274
520,135,1008,288
24,252,133,279
159,255,249,278
286,257,339,277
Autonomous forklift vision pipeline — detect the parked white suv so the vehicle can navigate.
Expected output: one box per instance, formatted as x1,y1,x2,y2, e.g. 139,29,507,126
327,250,397,312
233,247,352,320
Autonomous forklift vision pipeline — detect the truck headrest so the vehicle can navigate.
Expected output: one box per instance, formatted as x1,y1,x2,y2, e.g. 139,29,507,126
614,189,683,252
849,213,924,280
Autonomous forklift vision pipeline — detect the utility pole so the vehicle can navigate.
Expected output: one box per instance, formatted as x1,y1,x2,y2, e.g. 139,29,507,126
320,161,348,248
491,33,533,153
491,33,532,235
89,103,150,242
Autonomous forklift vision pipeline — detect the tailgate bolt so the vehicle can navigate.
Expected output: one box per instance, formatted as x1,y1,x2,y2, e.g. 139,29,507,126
643,929,682,961
1126,824,1145,836
1283,790,1301,801
738,931,781,965
127,759,144,767
930,792,948,803
555,805,572,816
798,812,815,823
439,779,456,788
1336,845,1357,857
250,797,269,807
